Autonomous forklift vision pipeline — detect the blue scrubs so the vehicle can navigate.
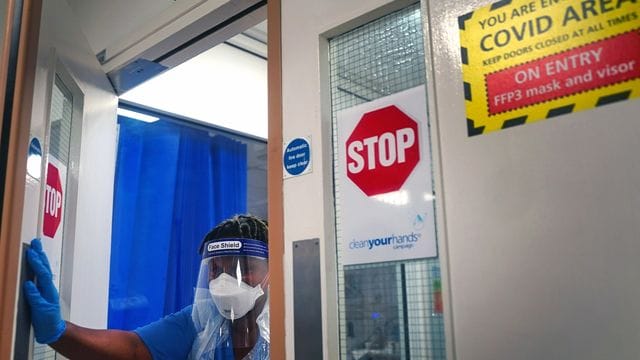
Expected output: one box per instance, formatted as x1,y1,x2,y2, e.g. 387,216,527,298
134,306,196,359
134,305,269,360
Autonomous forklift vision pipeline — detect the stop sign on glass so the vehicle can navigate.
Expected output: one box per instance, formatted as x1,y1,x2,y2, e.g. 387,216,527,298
43,162,63,238
345,105,420,196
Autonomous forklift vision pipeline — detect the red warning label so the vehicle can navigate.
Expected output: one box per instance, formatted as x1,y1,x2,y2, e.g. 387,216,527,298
487,31,640,115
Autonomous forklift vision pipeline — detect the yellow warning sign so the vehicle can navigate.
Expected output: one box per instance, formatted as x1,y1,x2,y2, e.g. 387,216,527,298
459,0,640,136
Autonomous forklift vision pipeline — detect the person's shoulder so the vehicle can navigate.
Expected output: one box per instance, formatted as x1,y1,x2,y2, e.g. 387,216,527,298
173,305,194,319
134,306,196,359
135,305,195,335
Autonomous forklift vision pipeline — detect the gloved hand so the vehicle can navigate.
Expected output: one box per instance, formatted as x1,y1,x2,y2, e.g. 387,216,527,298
23,238,66,344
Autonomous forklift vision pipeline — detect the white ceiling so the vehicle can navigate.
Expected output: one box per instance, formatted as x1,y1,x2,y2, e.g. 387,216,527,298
65,0,268,138
66,0,179,55
65,0,266,66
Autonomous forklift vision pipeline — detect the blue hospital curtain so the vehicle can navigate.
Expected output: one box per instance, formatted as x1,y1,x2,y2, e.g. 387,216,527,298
108,114,247,330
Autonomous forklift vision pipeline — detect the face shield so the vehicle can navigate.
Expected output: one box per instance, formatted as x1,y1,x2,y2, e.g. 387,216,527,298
195,238,269,321
191,238,270,359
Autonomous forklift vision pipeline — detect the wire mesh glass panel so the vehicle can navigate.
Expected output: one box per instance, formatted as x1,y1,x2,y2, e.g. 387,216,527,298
329,3,446,359
345,263,404,359
49,75,74,164
33,75,75,360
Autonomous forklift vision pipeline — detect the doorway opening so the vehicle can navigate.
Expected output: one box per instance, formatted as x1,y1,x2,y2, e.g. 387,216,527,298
106,12,268,332
2,0,284,358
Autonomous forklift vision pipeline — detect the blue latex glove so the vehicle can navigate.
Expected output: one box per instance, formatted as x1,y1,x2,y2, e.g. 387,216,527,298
23,238,66,344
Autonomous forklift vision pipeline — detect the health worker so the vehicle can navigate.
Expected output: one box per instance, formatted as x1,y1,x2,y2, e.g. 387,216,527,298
24,215,270,360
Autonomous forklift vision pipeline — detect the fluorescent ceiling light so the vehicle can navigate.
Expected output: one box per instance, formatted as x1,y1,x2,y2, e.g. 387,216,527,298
117,108,159,123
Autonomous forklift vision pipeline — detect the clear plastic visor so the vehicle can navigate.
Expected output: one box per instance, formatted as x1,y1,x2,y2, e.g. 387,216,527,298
190,253,270,357
195,255,269,289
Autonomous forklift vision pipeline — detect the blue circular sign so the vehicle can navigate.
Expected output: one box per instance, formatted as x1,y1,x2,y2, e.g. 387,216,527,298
29,137,42,157
283,137,310,176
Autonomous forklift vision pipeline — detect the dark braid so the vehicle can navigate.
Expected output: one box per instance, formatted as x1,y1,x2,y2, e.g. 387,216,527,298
199,214,268,255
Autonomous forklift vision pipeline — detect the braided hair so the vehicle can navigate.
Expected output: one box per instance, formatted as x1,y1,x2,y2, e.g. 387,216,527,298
199,214,268,255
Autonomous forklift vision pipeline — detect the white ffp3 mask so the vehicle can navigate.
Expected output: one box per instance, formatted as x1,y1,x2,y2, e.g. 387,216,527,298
209,273,264,321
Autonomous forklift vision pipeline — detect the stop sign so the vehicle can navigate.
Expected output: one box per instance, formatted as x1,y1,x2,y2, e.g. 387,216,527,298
43,162,63,238
345,105,420,196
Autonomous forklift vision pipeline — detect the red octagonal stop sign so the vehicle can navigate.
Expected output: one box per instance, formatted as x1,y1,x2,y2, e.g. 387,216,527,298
345,105,420,196
43,162,63,238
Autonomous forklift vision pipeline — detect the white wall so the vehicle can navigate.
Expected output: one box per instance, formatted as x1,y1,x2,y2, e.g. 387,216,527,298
427,0,640,359
120,43,268,139
21,0,117,329
281,0,640,360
